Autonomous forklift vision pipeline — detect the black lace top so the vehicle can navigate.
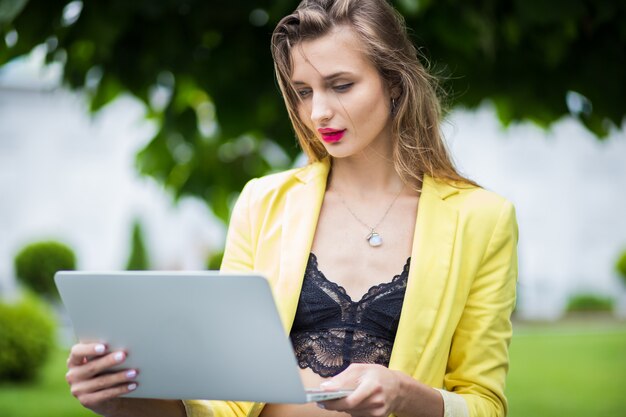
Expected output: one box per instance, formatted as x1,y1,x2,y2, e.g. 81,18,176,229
290,252,410,377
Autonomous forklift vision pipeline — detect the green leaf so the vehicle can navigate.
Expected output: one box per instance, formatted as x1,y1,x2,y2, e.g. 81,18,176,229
0,0,29,25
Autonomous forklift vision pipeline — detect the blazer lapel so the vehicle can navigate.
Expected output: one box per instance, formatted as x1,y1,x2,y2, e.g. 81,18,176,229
388,176,459,378
273,160,329,331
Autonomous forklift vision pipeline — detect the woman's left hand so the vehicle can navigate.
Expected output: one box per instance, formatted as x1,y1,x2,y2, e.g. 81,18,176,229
317,363,402,417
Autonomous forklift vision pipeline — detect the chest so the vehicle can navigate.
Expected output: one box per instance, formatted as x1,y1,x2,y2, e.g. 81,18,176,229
310,193,418,301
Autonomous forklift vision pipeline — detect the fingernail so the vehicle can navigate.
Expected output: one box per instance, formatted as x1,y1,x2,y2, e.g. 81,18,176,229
114,352,125,362
128,383,137,391
317,403,326,409
126,370,137,379
94,344,106,354
320,381,334,387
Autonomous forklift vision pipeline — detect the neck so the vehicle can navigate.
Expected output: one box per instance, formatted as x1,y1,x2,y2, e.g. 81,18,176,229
328,154,404,197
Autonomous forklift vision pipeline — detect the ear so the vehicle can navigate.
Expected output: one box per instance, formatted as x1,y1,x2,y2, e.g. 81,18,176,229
390,85,402,100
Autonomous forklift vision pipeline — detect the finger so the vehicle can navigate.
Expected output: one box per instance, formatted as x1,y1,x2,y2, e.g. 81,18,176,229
71,368,138,398
76,381,138,410
67,343,107,367
319,364,365,391
66,351,127,385
321,379,378,412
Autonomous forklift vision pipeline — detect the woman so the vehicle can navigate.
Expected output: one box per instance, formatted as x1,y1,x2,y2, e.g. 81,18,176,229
65,1,518,417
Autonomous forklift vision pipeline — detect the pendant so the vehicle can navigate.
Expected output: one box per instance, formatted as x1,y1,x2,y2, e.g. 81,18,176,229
366,231,383,247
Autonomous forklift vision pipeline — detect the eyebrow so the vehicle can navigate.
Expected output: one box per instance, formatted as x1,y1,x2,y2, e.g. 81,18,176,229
292,71,353,86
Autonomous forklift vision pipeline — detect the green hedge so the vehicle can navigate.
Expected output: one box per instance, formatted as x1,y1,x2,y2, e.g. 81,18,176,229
0,293,56,381
566,294,615,312
14,241,76,298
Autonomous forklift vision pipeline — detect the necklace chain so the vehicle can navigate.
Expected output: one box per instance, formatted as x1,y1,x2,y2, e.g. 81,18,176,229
337,186,404,245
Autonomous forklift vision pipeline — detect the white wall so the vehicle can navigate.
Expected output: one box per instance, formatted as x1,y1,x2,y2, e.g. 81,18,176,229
445,109,626,318
0,52,225,299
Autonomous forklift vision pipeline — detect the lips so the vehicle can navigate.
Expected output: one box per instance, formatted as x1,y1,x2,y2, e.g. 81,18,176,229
318,128,346,143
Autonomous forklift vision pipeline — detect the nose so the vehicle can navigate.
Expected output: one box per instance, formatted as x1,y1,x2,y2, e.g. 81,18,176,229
310,92,333,125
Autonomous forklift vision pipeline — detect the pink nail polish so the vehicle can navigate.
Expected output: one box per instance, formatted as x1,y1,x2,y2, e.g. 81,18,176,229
94,344,105,354
128,383,137,391
126,370,137,379
114,352,124,362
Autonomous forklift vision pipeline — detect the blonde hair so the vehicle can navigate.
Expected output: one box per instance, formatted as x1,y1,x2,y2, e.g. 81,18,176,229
271,0,475,189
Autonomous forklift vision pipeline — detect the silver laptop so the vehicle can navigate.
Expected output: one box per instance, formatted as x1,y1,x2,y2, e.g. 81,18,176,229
55,271,352,403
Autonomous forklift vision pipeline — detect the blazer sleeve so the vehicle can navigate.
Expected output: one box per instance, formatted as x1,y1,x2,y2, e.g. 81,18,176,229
444,199,519,417
182,179,259,417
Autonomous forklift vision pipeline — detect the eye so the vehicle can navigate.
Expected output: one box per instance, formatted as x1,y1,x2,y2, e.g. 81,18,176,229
333,83,353,92
297,88,312,98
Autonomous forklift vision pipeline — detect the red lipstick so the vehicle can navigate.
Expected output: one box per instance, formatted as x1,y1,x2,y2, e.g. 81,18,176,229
318,128,346,143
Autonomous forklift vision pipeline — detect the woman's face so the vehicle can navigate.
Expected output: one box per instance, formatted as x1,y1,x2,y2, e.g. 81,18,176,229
290,26,394,160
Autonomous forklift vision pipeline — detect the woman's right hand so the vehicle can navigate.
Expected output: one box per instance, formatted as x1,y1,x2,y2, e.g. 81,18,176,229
65,342,138,415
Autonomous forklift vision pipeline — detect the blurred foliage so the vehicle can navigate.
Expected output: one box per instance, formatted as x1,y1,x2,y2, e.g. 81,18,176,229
0,292,56,382
1,0,624,221
14,240,76,298
616,249,626,285
126,219,150,270
565,293,615,312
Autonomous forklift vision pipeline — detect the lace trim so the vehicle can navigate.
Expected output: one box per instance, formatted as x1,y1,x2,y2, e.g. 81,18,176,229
292,329,395,377
309,253,409,303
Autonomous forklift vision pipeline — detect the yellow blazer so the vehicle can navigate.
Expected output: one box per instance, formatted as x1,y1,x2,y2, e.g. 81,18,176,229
184,159,518,417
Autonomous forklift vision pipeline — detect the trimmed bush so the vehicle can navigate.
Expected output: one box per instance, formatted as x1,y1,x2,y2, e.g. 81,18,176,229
566,293,615,312
126,220,150,270
617,249,626,286
0,293,56,381
14,241,76,298
206,250,224,270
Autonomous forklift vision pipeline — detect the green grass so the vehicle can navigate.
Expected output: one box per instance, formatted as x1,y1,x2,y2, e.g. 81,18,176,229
0,347,95,417
0,320,625,417
507,320,626,417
